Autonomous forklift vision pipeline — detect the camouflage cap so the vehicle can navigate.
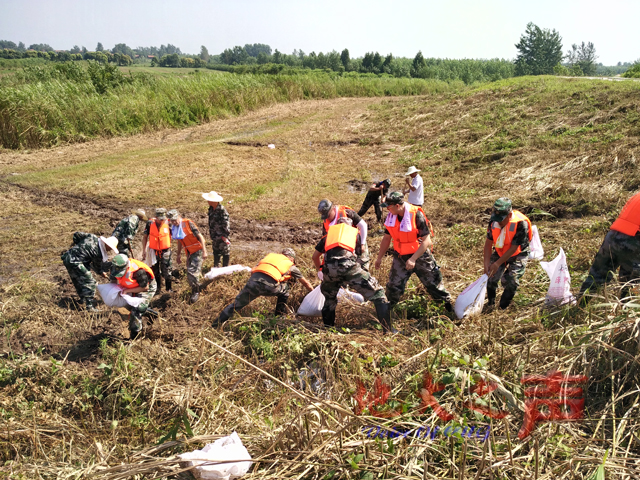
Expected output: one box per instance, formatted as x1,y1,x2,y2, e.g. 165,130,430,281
281,248,296,260
155,208,167,219
382,178,391,186
381,191,404,207
167,209,179,220
490,197,513,223
111,254,130,278
318,199,333,220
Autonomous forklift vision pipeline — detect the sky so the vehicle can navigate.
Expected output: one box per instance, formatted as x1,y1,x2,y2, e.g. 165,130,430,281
1,0,638,65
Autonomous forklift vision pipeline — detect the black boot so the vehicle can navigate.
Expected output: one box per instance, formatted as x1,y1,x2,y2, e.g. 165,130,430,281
213,254,221,268
322,308,336,328
374,301,396,334
484,288,496,313
213,304,233,327
499,289,516,310
274,299,288,316
222,255,230,267
165,277,173,293
190,285,200,304
129,310,143,340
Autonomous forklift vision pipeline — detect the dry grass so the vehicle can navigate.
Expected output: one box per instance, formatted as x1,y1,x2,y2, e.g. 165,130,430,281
1,76,640,479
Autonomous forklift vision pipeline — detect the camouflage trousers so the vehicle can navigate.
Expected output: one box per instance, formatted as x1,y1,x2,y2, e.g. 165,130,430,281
211,236,231,256
580,230,640,298
62,257,96,304
128,279,157,334
358,197,383,223
487,252,528,308
321,259,386,315
151,248,172,288
186,249,204,289
386,251,451,307
217,273,290,323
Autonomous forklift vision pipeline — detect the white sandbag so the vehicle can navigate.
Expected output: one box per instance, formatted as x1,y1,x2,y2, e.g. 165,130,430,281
204,265,252,280
179,432,252,480
454,274,489,319
298,285,325,316
337,288,365,304
97,283,128,308
144,247,157,267
540,248,576,306
96,283,146,308
529,225,544,261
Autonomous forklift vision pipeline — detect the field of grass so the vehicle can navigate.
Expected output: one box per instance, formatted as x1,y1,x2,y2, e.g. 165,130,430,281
1,76,640,479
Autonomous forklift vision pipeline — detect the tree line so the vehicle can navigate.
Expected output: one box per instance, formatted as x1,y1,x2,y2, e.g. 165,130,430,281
1,30,636,82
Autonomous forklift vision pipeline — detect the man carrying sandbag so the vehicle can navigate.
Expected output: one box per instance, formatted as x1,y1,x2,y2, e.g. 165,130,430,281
312,218,393,332
580,191,640,301
374,192,453,314
318,199,370,271
110,254,157,339
214,249,313,326
167,209,209,304
483,198,532,312
111,209,147,258
61,233,119,312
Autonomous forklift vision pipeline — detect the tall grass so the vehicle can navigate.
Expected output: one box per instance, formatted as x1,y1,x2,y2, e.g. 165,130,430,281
0,66,457,149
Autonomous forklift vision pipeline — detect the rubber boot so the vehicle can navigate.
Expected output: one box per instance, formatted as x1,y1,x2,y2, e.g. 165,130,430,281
222,255,230,267
484,287,496,313
165,277,173,293
190,285,200,304
374,301,396,334
213,305,232,327
499,289,516,310
274,298,288,316
213,254,221,268
322,308,336,328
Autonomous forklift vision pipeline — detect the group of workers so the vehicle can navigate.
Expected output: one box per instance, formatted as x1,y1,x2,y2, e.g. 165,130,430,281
61,162,640,339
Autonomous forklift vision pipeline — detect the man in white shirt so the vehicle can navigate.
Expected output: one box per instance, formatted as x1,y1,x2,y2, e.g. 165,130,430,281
403,166,423,206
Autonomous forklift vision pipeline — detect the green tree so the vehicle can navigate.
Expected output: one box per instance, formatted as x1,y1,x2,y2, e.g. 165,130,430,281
96,42,104,52
199,45,209,62
340,48,350,70
565,41,597,76
70,45,81,54
411,51,426,76
514,22,563,76
272,49,282,64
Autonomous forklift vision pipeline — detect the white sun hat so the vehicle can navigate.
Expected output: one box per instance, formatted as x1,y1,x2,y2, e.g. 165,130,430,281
100,236,119,253
202,191,223,202
405,166,421,176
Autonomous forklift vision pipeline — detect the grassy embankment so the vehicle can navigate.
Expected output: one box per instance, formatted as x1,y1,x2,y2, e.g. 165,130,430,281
0,61,456,150
1,76,640,479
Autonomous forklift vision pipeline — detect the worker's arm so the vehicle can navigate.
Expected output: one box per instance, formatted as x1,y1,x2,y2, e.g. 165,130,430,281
374,234,392,269
298,277,314,293
197,233,208,258
141,234,149,260
487,244,518,278
356,219,368,245
312,250,323,270
122,285,148,295
176,241,183,264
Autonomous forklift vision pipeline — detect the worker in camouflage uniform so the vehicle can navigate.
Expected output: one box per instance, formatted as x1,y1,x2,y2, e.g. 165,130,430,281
167,209,209,304
483,198,532,311
203,191,231,267
111,209,147,258
318,199,370,271
61,233,119,312
313,217,393,332
580,191,640,300
358,179,391,224
374,192,452,314
110,254,157,339
214,248,313,326
141,208,173,294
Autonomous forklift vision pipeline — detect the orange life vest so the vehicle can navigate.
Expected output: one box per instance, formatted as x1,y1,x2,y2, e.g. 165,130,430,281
252,253,294,282
323,205,353,233
386,204,427,255
117,259,155,289
325,223,358,252
610,192,640,236
179,219,203,254
149,219,171,251
491,210,533,258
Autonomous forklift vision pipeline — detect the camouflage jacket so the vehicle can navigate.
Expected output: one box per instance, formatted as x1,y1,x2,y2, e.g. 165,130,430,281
63,232,107,273
208,204,230,239
112,214,140,242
